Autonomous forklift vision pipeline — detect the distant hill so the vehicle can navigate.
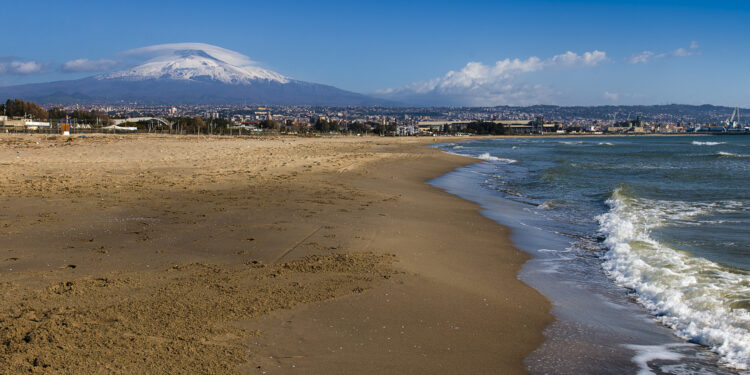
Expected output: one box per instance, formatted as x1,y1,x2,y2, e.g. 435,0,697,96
495,104,748,123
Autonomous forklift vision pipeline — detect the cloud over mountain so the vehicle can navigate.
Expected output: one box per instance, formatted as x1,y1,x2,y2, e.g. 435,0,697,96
100,42,289,84
60,58,119,73
376,50,606,106
0,58,48,75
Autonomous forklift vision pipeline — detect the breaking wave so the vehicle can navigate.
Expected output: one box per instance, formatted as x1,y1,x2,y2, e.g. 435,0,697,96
693,141,726,146
477,152,517,163
717,151,750,158
597,189,750,370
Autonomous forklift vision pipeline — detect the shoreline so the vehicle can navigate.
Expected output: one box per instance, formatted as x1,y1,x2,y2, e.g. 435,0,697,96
0,134,551,374
431,136,739,374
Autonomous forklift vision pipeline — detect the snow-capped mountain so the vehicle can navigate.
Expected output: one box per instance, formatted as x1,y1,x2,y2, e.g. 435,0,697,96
100,44,290,84
0,43,390,105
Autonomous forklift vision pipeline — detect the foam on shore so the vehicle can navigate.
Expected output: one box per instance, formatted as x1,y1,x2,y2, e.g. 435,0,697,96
598,189,750,370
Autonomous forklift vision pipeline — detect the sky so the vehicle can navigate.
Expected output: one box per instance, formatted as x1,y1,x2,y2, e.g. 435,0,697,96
1,0,749,106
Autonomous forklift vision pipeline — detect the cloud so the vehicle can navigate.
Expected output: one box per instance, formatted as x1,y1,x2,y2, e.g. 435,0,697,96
550,50,607,67
0,57,48,75
603,91,620,101
670,48,692,57
628,51,655,64
118,42,257,66
60,58,119,73
628,42,700,64
376,50,606,106
60,43,258,74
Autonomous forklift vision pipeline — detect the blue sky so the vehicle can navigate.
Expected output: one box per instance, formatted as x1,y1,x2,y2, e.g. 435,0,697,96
1,0,749,106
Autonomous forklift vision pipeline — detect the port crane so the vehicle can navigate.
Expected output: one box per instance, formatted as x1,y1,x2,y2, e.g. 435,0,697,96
725,107,741,130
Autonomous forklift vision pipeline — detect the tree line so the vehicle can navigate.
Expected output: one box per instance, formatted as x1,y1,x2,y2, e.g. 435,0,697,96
1,98,113,125
460,121,511,135
0,99,48,120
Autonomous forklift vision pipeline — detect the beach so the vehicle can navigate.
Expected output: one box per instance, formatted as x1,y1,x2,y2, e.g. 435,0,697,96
434,136,749,373
0,134,551,374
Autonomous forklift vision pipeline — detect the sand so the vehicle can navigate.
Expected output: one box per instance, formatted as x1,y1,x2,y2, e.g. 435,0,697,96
0,134,551,374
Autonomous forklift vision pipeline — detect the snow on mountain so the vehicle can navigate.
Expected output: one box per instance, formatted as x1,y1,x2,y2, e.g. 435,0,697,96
99,43,289,84
0,43,394,105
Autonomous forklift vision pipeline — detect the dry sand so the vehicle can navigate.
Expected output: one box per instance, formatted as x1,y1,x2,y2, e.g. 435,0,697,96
0,134,551,374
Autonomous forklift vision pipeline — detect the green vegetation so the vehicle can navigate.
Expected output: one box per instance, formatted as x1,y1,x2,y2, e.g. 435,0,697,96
0,99,47,120
313,118,339,133
462,121,510,135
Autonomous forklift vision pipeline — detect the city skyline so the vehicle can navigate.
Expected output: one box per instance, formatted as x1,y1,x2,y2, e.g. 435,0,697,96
1,0,749,106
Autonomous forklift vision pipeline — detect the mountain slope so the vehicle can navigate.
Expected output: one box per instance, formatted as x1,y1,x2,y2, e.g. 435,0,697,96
0,43,391,106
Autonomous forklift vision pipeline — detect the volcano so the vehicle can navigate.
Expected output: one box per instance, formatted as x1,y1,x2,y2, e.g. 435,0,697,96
0,43,390,106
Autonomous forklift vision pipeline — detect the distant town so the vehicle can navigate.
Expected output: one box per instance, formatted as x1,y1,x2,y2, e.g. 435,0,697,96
1,99,749,135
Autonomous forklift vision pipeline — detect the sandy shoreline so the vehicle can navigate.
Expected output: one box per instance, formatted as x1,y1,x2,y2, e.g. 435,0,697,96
0,134,551,374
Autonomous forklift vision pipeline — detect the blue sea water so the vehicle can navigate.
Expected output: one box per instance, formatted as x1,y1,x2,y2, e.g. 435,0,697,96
432,135,750,374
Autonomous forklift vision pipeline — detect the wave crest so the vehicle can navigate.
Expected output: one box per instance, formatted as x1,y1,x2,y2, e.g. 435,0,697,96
597,189,750,370
477,152,517,163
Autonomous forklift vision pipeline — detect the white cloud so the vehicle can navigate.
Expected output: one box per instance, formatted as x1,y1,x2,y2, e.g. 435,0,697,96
603,91,620,101
628,51,655,64
378,50,606,106
0,58,48,75
671,48,689,57
60,58,119,73
628,42,700,64
118,42,257,66
550,50,607,67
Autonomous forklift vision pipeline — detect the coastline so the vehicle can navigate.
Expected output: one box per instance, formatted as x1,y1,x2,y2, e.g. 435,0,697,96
431,136,741,374
0,134,551,374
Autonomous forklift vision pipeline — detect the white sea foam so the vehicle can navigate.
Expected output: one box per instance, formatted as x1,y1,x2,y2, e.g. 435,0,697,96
597,190,750,370
598,142,615,146
477,152,517,163
693,141,726,146
717,151,750,158
625,343,691,375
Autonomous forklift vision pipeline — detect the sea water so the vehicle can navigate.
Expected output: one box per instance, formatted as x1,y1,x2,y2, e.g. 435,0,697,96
431,135,750,374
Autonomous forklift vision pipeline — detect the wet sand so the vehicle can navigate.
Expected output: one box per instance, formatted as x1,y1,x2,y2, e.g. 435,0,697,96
0,134,551,374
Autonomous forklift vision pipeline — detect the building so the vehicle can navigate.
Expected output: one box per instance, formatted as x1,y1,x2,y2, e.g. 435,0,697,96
0,117,51,131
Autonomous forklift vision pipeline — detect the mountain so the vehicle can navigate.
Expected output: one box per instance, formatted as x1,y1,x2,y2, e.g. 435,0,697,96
0,43,391,106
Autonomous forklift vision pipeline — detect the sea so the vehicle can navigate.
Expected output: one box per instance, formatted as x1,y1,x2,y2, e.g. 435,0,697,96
430,135,750,374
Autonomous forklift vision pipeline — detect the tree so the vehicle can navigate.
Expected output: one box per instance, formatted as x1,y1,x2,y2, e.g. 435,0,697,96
0,98,47,120
375,124,387,135
314,118,331,133
48,107,67,120
313,118,341,133
463,121,509,135
193,116,206,134
347,122,370,134
259,119,280,131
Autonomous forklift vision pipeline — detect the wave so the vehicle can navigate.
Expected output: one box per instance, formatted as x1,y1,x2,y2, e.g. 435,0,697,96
598,142,615,146
693,141,726,146
477,152,517,163
597,189,750,370
717,151,750,158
